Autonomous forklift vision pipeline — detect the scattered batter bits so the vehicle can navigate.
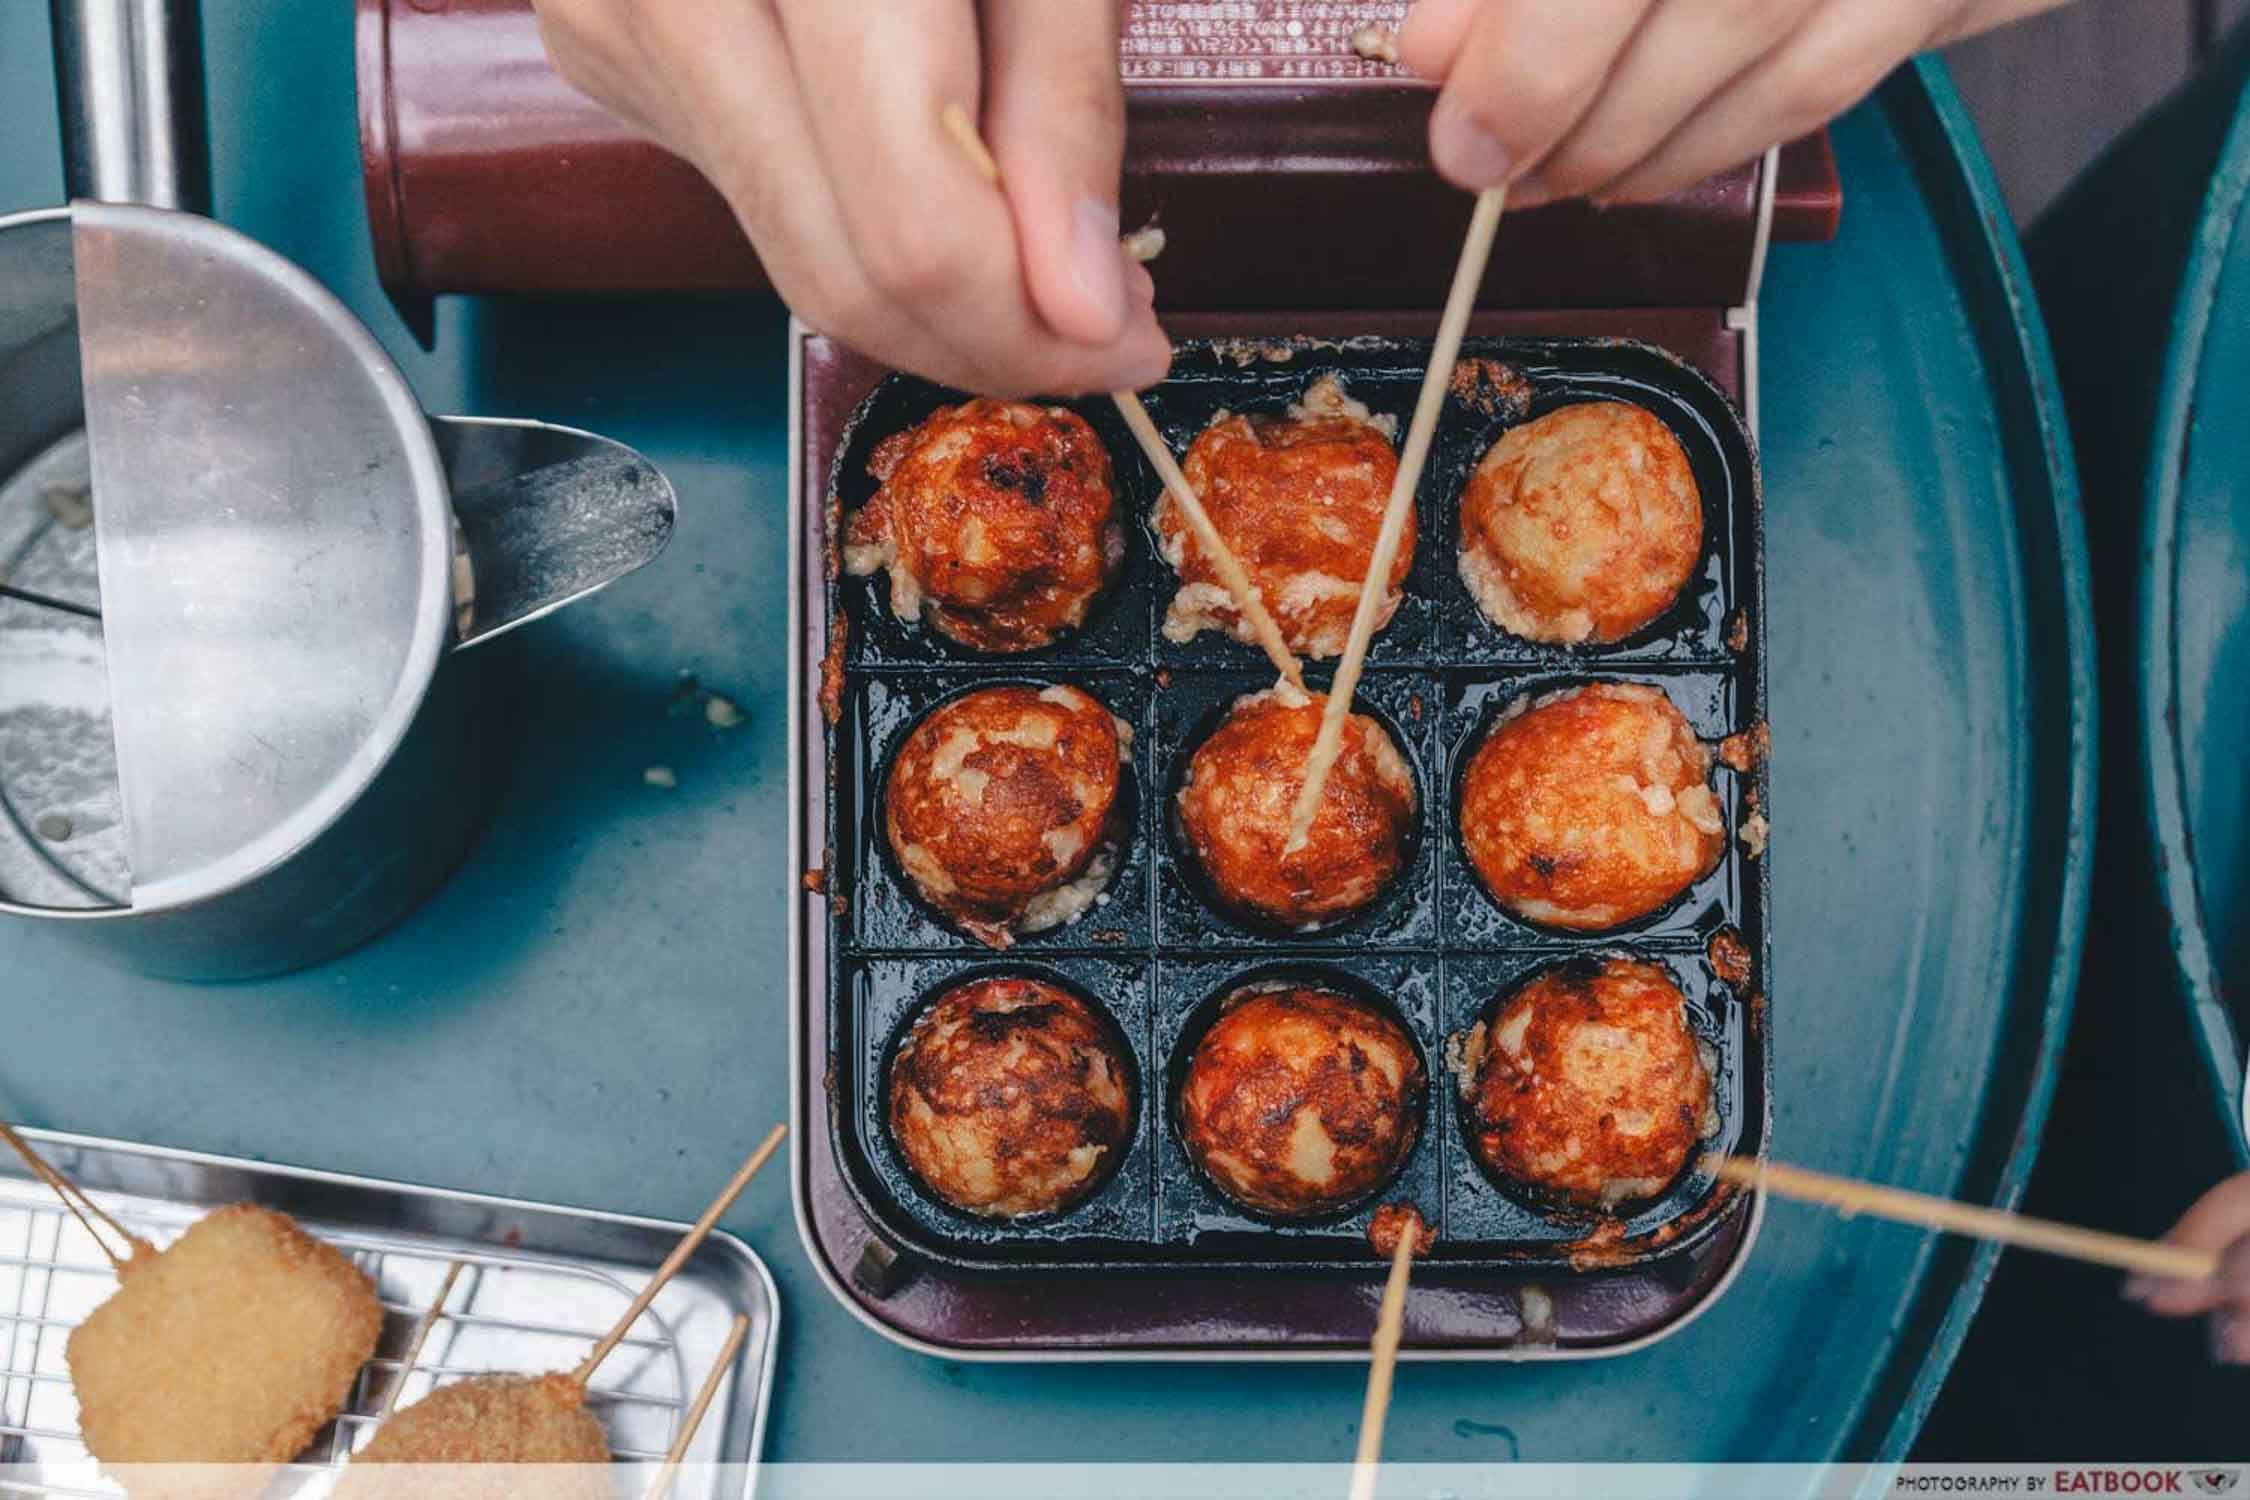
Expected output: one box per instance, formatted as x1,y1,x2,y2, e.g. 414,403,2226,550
1180,984,1423,1218
888,975,1135,1218
1367,1201,1435,1258
845,399,1124,653
1156,375,1406,660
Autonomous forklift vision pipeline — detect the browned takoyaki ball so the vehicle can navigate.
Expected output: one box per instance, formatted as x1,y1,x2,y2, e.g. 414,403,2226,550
885,683,1130,947
1463,956,1716,1209
888,975,1135,1218
1459,683,1724,931
1180,985,1424,1217
1156,376,1406,659
1459,401,1703,644
1175,684,1416,930
844,399,1124,652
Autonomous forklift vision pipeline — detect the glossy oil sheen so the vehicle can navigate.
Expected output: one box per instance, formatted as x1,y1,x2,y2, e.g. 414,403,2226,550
0,3,2086,1470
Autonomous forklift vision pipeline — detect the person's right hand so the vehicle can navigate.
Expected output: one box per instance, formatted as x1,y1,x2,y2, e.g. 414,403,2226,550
2127,1172,2250,1364
531,0,1170,398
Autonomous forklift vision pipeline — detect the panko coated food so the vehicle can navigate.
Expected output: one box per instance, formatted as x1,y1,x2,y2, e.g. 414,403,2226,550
1458,683,1724,931
1175,683,1415,930
1459,401,1702,644
844,399,1123,652
1179,985,1423,1217
65,1203,383,1475
1461,956,1716,1209
336,1374,610,1500
1156,376,1404,659
888,975,1135,1218
884,683,1131,947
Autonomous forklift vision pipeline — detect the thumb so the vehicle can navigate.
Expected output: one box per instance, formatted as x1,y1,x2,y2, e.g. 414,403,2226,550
980,0,1143,350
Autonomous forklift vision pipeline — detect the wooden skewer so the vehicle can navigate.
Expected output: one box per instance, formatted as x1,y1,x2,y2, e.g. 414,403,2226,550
937,101,1307,692
1348,1213,1421,1500
643,1314,752,1500
1711,1156,2221,1282
571,1123,786,1387
1285,185,1507,852
380,1259,466,1421
0,1120,154,1272
1110,393,1306,690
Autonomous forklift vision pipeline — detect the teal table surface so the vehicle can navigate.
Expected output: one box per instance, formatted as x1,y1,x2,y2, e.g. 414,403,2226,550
0,5,2089,1471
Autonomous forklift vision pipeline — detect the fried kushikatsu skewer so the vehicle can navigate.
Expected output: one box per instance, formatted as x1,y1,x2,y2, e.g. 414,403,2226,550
938,102,1308,693
378,1259,467,1421
1287,186,1508,852
339,1124,786,1481
0,1123,384,1488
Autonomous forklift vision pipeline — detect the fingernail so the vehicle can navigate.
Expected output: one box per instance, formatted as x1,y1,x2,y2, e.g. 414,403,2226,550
2123,1274,2155,1304
1070,197,1129,340
2211,1309,2250,1365
1113,335,1172,394
1430,94,1512,189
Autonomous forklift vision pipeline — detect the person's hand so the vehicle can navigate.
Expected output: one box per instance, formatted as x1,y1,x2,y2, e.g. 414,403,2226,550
532,0,1169,398
2127,1173,2250,1364
1398,0,2067,205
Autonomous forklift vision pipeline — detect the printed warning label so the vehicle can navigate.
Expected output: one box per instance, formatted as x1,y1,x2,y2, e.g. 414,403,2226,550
1122,2,1413,83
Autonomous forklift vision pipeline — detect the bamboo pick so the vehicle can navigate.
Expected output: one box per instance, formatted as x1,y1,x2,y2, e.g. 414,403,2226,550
1110,393,1306,690
380,1259,466,1421
1710,1156,2220,1281
643,1314,752,1500
938,102,1306,691
1285,185,1506,852
571,1123,786,1387
0,1120,153,1272
1347,1213,1421,1500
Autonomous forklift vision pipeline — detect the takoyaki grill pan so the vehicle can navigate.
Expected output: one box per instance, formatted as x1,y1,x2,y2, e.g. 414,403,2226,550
794,313,1777,1354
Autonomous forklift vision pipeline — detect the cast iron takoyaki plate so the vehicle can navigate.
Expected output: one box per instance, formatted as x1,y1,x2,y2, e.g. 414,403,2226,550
818,335,1770,1275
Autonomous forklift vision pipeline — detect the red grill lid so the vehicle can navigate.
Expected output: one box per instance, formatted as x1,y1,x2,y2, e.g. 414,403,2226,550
357,0,1840,335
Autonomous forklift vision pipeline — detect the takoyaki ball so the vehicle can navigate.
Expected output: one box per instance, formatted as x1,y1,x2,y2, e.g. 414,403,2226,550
844,400,1124,652
1175,683,1416,930
1463,957,1716,1209
1156,375,1406,659
1459,683,1724,931
1180,986,1424,1217
888,975,1135,1218
885,683,1130,947
1459,402,1702,644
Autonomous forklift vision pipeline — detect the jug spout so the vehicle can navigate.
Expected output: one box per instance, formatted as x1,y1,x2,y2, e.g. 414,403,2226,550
431,415,677,650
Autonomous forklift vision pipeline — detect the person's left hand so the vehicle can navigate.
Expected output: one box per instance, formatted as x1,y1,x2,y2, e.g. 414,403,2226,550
1397,0,2069,205
2127,1172,2250,1364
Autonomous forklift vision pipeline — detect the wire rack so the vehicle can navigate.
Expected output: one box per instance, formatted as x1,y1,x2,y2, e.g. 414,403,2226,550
0,1182,714,1496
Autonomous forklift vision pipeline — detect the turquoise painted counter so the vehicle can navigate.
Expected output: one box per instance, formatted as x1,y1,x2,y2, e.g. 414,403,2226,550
0,4,2088,1469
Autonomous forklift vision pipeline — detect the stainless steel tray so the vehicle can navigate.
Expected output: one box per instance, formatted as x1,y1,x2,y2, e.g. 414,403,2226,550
0,1128,777,1493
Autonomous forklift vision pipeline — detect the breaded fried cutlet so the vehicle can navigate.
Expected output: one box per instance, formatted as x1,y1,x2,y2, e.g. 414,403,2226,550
334,1374,610,1500
66,1203,382,1467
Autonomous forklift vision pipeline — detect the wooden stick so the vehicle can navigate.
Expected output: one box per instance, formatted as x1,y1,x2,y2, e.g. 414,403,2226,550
1111,392,1306,690
381,1259,466,1420
1711,1156,2220,1282
0,1120,153,1272
571,1124,786,1387
1286,185,1506,852
936,101,1306,691
643,1314,752,1500
1347,1217,1419,1500
939,103,999,185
